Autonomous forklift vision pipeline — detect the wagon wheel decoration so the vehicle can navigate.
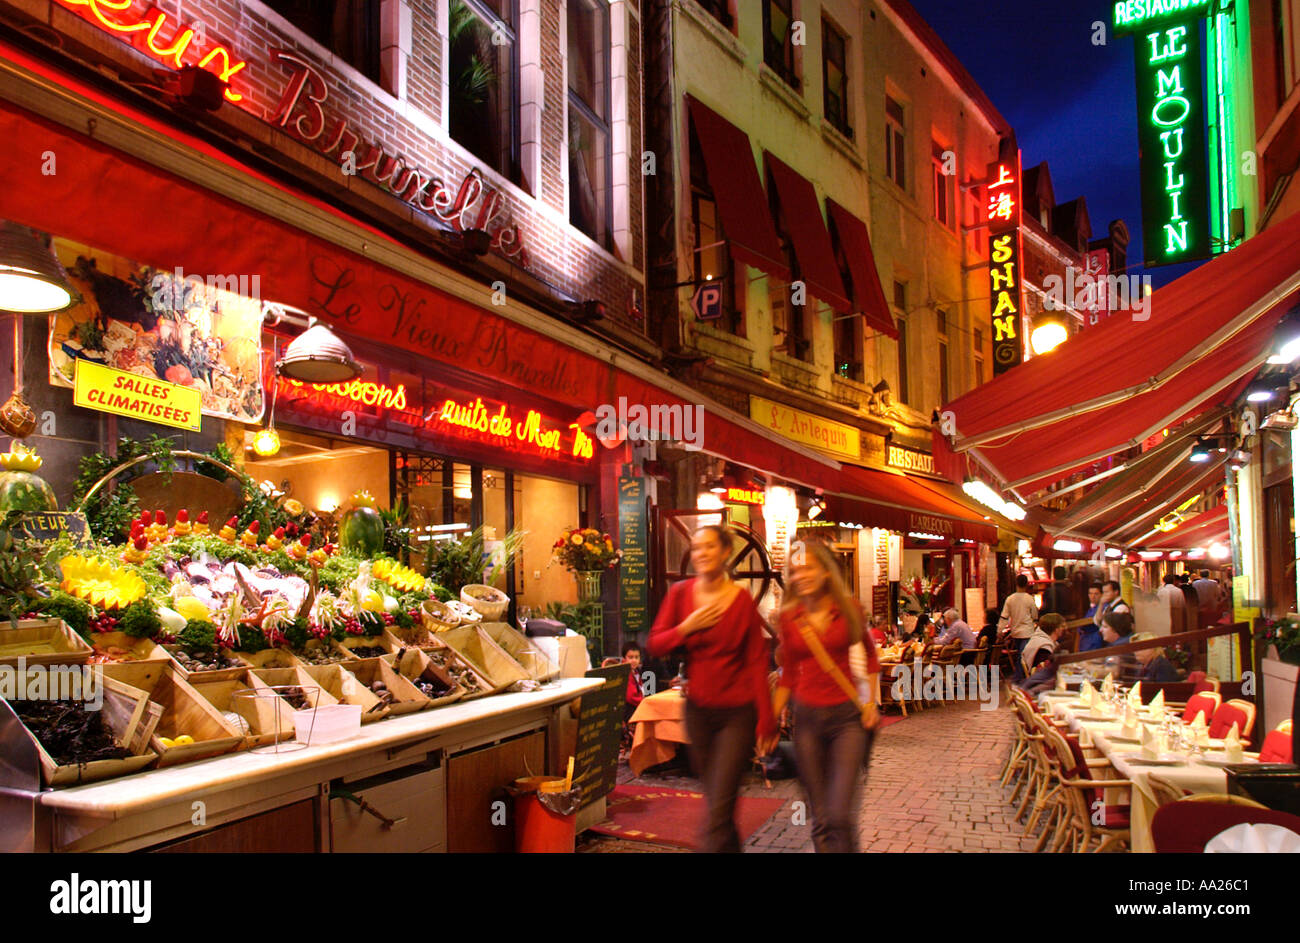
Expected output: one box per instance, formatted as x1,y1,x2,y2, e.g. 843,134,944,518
665,515,781,604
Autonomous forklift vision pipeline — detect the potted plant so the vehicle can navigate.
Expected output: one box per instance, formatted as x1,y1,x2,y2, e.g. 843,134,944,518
1258,616,1300,733
551,527,621,602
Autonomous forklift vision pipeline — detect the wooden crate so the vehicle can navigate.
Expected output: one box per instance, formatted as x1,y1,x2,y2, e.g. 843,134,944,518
334,635,396,661
386,623,439,650
479,623,560,682
87,632,171,667
101,662,243,766
435,625,529,691
189,673,296,748
416,642,496,701
163,645,248,683
391,647,466,708
298,664,388,722
293,639,352,667
0,619,92,667
344,657,432,715
236,648,303,671
249,667,338,713
12,675,158,787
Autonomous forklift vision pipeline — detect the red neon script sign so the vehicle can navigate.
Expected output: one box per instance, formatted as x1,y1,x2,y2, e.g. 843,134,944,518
436,397,593,461
282,377,409,411
56,0,248,103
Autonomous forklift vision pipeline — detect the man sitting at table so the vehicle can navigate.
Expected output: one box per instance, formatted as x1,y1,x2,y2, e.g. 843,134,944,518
935,608,976,648
1017,614,1068,695
1130,633,1180,683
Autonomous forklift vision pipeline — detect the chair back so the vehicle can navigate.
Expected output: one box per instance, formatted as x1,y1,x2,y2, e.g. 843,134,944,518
1189,672,1221,694
1182,691,1222,725
1146,774,1187,808
1209,699,1255,740
1258,725,1294,764
1151,800,1300,853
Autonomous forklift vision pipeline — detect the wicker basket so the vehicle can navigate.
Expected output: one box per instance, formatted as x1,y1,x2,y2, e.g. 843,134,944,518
460,585,509,621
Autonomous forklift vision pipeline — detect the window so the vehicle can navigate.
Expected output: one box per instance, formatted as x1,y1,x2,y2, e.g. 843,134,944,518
690,125,743,335
932,141,954,228
834,313,862,382
448,0,520,183
973,327,985,386
769,169,811,363
936,308,950,405
568,0,613,249
265,0,382,85
885,96,906,189
822,19,851,138
695,0,734,30
894,280,909,404
763,0,798,90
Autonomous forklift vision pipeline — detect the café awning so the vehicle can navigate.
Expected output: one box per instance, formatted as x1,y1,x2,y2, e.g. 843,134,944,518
934,209,1300,494
1142,505,1231,552
763,152,850,313
826,199,897,339
824,465,998,544
686,96,790,282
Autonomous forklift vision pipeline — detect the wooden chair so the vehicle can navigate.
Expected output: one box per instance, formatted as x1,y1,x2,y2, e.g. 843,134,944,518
1146,774,1189,809
930,641,965,705
877,662,908,718
1052,727,1134,852
1208,698,1256,744
1150,797,1300,853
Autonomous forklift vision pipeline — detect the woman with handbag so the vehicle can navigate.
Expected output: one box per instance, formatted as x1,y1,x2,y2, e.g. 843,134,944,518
761,542,880,853
647,524,776,853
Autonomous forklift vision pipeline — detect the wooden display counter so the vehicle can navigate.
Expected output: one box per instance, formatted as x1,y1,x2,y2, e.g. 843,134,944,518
0,679,601,853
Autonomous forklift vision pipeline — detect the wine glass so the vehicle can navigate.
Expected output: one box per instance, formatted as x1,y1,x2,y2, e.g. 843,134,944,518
516,604,533,634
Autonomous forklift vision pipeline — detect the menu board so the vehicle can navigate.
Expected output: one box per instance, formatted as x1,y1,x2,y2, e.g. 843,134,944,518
574,664,630,808
618,475,648,636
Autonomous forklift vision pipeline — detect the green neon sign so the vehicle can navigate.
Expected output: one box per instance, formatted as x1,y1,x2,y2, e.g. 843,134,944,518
1133,18,1211,266
1113,0,1210,37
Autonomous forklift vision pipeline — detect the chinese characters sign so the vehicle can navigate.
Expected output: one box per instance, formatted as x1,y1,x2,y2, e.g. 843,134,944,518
1129,17,1211,266
986,157,1024,375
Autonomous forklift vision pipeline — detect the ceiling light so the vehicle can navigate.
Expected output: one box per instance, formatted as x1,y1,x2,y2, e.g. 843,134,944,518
1029,312,1068,356
277,320,362,383
1269,306,1300,364
709,477,728,494
0,223,77,313
1189,437,1213,462
1105,548,1123,558
1208,542,1230,560
1138,551,1164,560
1053,539,1082,552
963,477,1026,520
908,532,944,540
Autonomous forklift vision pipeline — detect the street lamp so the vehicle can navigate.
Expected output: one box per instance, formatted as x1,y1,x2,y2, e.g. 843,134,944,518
1029,312,1068,356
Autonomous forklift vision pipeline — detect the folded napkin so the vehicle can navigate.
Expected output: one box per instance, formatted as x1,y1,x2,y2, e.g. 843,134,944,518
1140,724,1160,760
1224,722,1244,763
1205,822,1300,853
1149,689,1165,713
1189,713,1210,747
1079,679,1096,703
1127,682,1142,709
1101,674,1115,699
1120,704,1139,739
1056,673,1067,693
1090,687,1105,714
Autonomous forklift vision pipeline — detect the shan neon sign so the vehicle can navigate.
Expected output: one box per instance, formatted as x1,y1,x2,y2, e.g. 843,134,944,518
985,156,1024,375
55,0,247,103
435,397,594,461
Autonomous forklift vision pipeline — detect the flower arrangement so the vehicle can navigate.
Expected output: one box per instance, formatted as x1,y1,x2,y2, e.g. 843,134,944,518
1258,616,1300,665
552,527,621,571
900,573,947,613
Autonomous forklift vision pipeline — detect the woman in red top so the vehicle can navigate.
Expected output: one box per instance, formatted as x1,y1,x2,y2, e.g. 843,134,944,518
647,525,775,853
764,542,880,853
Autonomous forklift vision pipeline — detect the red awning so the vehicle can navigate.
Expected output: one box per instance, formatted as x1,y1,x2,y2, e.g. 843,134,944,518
824,466,998,544
686,96,790,282
0,46,843,492
935,209,1300,492
763,153,850,313
1143,505,1231,551
826,199,897,339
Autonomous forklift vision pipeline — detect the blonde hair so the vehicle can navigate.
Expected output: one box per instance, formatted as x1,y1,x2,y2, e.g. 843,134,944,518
782,541,863,644
1130,632,1164,658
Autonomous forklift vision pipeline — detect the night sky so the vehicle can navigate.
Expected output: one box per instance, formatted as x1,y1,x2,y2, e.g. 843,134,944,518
908,0,1205,287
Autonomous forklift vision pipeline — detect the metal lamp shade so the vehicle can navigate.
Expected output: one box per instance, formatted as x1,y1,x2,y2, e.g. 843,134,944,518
276,323,361,382
0,223,77,313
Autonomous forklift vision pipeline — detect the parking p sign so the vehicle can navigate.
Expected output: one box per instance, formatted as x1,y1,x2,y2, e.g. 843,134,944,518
691,282,723,321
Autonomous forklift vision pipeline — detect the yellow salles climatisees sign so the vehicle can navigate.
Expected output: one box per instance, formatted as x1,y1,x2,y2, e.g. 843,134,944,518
750,395,860,461
74,360,203,432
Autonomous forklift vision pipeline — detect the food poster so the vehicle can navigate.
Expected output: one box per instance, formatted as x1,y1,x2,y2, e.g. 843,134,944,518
47,239,265,423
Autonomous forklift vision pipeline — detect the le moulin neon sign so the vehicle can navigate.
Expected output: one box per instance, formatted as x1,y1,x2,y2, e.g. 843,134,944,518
282,379,593,462
55,0,247,103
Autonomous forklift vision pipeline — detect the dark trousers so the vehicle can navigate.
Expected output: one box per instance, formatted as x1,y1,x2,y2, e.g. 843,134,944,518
684,702,756,853
793,700,867,854
1009,637,1030,683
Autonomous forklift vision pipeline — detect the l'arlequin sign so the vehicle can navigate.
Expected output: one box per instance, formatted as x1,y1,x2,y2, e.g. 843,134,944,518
74,360,202,431
750,395,860,461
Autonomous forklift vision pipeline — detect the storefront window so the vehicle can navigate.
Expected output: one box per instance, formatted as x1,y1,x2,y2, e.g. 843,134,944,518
449,0,521,184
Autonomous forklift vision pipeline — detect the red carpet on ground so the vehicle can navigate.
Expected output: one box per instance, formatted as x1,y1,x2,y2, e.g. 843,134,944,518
590,785,786,849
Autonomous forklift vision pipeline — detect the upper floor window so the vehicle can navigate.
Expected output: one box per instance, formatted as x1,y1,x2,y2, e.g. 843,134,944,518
448,0,520,184
932,141,954,228
689,125,743,335
568,0,613,250
265,0,382,86
885,96,906,189
936,307,950,405
822,18,851,138
894,280,909,404
695,0,734,31
973,326,985,386
763,0,798,90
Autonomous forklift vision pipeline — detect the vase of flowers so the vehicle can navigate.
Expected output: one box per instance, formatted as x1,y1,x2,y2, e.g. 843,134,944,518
553,527,620,601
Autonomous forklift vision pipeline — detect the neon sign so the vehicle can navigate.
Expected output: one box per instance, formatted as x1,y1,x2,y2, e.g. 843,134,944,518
283,377,409,411
985,156,1024,375
725,487,765,505
1112,0,1210,37
435,397,593,461
1131,19,1210,265
55,0,247,103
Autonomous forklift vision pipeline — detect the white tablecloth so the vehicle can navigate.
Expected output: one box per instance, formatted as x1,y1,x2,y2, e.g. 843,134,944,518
1037,693,1258,853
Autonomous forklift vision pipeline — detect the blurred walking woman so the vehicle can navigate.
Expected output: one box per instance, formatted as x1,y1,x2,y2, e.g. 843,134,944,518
647,525,775,853
764,542,880,853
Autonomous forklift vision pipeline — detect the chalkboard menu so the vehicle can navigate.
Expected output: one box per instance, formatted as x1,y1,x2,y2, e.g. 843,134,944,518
574,664,630,809
617,475,648,636
5,511,90,544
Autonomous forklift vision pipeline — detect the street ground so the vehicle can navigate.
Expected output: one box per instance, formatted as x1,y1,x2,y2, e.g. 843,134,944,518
578,696,1034,853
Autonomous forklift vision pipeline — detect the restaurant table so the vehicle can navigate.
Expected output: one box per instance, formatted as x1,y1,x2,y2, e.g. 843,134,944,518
1038,692,1260,853
628,689,688,776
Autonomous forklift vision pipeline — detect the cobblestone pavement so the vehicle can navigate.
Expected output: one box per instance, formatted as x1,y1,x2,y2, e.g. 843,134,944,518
578,697,1035,853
